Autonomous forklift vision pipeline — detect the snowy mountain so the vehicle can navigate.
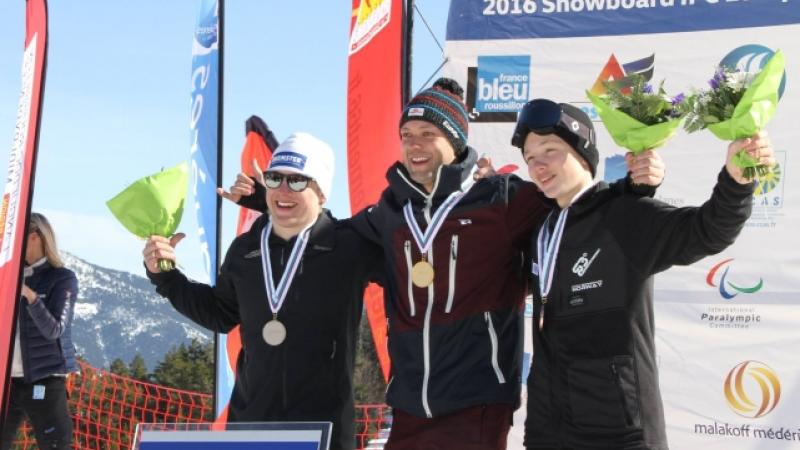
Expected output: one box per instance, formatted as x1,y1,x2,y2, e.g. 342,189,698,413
62,253,211,371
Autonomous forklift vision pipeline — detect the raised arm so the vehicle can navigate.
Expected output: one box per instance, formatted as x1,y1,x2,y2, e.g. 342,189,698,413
144,233,240,333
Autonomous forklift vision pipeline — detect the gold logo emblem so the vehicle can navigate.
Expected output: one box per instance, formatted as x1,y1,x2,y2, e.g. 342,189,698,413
724,361,781,418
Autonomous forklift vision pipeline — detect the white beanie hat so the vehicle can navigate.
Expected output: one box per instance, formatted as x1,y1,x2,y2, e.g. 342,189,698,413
267,132,334,200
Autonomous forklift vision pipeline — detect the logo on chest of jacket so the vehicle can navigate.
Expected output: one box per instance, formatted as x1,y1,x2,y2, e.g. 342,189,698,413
571,280,603,293
244,249,261,259
568,295,585,308
572,248,601,277
568,280,603,308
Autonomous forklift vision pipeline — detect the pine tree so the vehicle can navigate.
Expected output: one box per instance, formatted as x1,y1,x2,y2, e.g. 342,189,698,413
109,358,130,376
152,339,214,393
129,354,149,381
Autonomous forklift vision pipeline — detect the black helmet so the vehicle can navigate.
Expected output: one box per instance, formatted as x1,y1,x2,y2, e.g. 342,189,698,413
511,99,598,176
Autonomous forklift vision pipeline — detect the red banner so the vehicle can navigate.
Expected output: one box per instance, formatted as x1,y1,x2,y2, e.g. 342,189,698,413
347,0,407,381
0,0,48,419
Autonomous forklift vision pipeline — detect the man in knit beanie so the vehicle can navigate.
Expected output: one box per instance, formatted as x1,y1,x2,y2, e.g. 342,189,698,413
400,77,469,157
395,78,472,193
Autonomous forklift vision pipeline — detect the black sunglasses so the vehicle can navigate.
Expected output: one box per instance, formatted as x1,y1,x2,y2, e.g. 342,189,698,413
263,172,312,192
511,99,594,148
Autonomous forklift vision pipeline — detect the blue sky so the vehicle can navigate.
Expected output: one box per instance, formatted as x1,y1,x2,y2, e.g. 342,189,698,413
0,1,449,279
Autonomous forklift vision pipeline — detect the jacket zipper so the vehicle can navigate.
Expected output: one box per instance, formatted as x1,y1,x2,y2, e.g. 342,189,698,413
421,241,435,418
396,166,442,419
403,240,416,317
610,362,634,426
485,312,506,384
445,235,458,313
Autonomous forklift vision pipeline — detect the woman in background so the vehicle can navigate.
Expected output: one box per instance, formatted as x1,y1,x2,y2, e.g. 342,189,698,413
1,212,78,450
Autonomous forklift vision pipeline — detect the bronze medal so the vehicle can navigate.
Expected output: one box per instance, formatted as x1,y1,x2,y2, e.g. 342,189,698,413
411,260,435,288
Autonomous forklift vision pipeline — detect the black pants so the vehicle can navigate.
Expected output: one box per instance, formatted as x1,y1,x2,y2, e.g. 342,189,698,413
0,377,72,450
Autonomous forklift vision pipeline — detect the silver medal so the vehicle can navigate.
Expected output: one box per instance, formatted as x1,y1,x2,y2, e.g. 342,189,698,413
262,319,287,346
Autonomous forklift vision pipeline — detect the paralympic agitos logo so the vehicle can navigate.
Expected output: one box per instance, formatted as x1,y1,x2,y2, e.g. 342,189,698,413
724,361,781,419
706,259,763,300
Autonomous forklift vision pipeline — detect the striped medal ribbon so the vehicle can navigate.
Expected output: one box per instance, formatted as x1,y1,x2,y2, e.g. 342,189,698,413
259,221,313,346
535,208,569,331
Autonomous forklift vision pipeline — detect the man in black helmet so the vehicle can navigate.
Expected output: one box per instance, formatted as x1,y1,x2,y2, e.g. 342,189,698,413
512,98,775,450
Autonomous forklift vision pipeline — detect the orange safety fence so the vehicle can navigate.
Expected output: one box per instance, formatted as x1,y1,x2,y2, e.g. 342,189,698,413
11,360,391,449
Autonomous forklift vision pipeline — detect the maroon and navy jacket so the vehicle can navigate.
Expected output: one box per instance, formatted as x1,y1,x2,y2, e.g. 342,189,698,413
351,147,548,418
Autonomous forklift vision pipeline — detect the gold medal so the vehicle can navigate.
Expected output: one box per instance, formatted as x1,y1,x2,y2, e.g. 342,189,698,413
411,259,435,288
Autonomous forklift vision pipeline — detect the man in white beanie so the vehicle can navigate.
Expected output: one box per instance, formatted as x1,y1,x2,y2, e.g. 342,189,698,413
142,132,382,450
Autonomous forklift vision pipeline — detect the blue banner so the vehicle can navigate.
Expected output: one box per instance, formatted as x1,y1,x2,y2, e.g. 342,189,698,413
190,0,220,281
189,0,225,415
447,0,800,40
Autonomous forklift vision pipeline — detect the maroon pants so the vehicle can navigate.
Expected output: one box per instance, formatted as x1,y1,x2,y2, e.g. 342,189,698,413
385,404,513,450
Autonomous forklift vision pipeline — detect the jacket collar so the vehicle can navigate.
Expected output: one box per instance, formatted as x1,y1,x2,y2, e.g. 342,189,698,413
263,209,336,253
386,147,479,206
548,181,612,218
307,210,336,252
25,257,49,277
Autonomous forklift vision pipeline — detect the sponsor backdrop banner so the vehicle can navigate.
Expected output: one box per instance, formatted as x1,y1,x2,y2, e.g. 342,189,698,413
444,1,799,448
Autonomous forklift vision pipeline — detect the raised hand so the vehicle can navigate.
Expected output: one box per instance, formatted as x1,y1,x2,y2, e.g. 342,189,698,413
143,233,186,273
625,150,665,186
217,159,267,203
473,155,496,180
726,131,775,184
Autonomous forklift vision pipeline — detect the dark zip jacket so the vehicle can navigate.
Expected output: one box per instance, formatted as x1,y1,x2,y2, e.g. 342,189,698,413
524,168,754,450
351,147,549,418
16,260,79,383
147,211,382,450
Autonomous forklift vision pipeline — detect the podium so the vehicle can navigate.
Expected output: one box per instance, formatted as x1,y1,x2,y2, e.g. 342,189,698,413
132,422,333,450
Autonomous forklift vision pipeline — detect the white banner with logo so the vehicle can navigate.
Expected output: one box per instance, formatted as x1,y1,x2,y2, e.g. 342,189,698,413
444,1,800,448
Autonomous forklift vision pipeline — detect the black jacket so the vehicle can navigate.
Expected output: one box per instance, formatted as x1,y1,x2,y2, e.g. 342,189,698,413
524,169,754,450
352,147,549,418
16,259,79,383
147,211,382,450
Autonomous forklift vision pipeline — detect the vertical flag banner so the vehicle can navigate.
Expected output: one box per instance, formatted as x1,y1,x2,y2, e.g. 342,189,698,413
0,0,48,419
347,0,409,381
444,2,800,448
189,0,224,416
217,116,277,423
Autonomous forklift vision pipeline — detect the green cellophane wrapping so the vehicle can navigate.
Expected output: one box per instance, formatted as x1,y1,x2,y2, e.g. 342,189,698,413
106,162,188,271
586,90,682,155
708,50,784,180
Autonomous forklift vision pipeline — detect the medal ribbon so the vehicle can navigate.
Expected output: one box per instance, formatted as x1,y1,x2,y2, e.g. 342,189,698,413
260,221,313,315
535,209,569,304
402,168,477,256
